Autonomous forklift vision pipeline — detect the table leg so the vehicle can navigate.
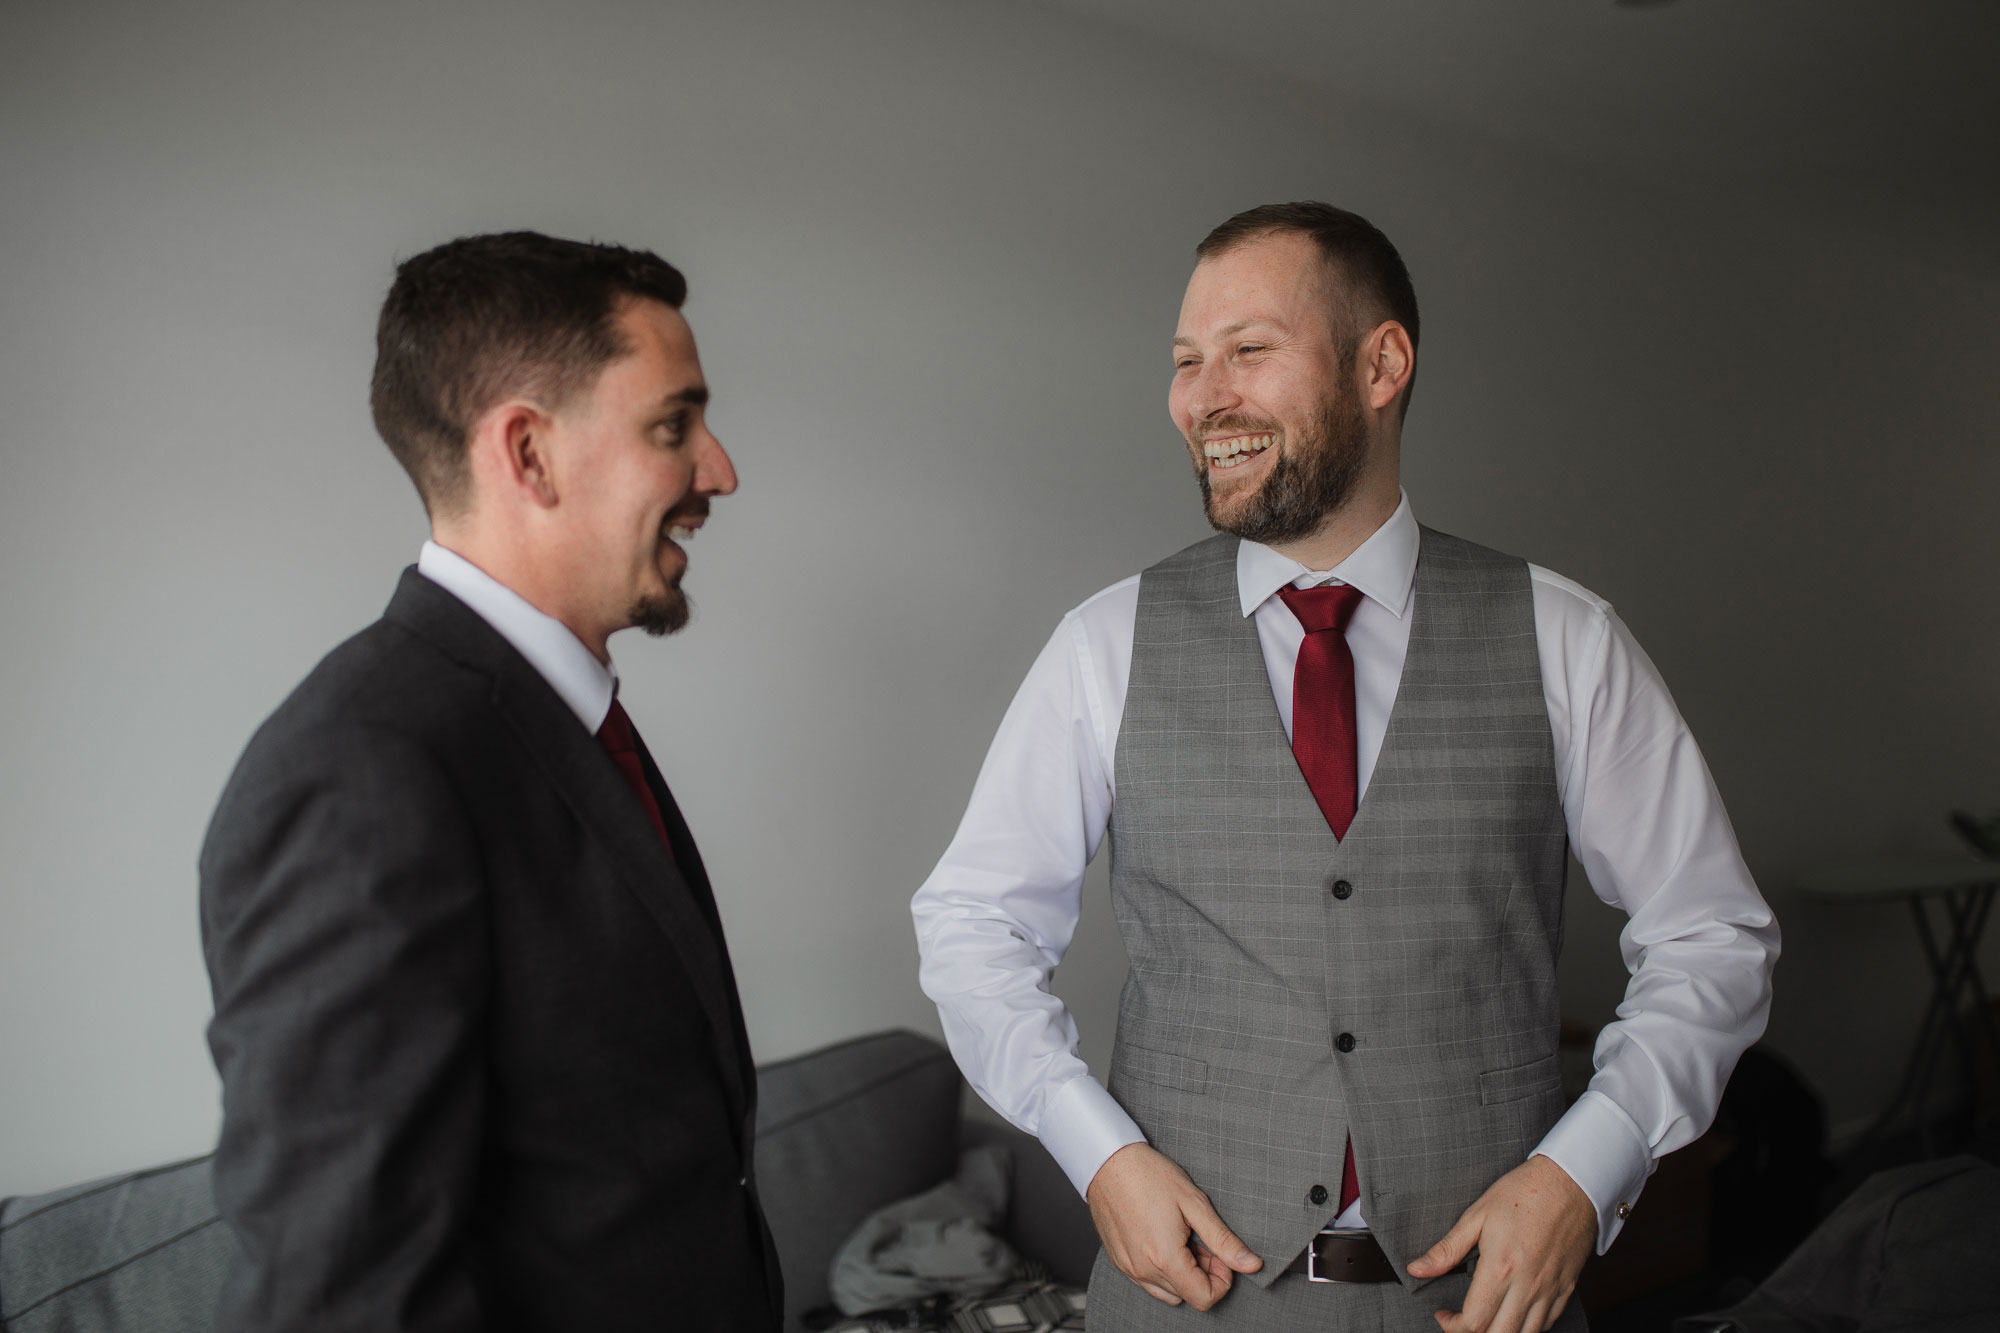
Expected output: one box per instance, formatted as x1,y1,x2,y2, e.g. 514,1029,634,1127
1862,897,1963,1152
1898,886,2000,1149
1940,887,2000,1110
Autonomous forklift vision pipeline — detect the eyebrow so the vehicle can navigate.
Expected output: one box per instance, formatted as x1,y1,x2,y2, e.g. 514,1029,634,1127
1172,319,1269,348
659,385,710,409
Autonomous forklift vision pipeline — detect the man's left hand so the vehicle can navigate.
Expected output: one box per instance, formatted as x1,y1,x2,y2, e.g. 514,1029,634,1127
1406,1154,1597,1333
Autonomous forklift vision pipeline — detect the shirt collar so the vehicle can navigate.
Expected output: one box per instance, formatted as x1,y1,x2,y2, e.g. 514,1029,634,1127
1235,490,1420,620
417,540,618,733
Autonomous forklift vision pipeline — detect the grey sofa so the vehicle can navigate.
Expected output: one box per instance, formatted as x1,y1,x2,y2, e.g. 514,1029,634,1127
0,1030,1098,1332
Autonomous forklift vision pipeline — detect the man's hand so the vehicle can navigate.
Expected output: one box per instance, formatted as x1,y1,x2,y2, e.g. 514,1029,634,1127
1407,1154,1596,1333
1086,1143,1263,1310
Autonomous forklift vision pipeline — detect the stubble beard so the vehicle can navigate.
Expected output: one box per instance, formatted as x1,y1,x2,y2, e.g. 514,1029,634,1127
1195,387,1369,547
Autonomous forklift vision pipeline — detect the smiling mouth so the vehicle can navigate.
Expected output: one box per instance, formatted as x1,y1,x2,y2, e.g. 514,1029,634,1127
1200,430,1280,472
1203,432,1276,470
662,501,710,545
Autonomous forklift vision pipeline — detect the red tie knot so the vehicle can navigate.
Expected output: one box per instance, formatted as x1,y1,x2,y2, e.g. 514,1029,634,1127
1278,582,1365,635
598,697,637,753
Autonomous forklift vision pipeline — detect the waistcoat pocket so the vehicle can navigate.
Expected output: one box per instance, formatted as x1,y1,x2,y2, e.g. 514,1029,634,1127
1115,1041,1210,1094
1477,1053,1560,1106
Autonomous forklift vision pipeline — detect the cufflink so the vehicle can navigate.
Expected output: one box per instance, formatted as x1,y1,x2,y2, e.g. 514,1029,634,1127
1615,1202,1631,1220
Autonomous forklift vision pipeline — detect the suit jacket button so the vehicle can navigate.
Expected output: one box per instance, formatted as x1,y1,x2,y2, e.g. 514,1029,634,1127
1308,1184,1329,1206
1335,1032,1356,1053
1330,879,1353,899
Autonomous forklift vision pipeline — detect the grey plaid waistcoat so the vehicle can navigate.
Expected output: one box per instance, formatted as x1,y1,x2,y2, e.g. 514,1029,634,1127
1106,526,1570,1291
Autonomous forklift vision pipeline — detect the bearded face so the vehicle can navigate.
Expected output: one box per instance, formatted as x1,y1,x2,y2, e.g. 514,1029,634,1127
1192,377,1369,547
1169,232,1387,551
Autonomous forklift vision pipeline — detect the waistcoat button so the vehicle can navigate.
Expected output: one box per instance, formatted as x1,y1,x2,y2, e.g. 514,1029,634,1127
1308,1183,1329,1206
1335,1032,1356,1053
1330,879,1353,899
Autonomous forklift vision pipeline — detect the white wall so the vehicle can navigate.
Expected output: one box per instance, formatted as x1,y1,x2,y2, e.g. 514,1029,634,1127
2,0,1994,1195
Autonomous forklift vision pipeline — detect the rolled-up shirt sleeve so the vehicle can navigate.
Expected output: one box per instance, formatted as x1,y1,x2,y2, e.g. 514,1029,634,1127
912,597,1146,1197
1528,580,1781,1253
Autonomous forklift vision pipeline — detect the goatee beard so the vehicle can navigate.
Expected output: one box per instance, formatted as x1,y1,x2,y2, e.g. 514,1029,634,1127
1195,391,1368,547
627,588,690,637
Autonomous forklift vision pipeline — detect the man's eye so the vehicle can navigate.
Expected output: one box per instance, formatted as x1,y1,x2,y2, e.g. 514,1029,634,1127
1237,344,1265,355
1174,358,1198,370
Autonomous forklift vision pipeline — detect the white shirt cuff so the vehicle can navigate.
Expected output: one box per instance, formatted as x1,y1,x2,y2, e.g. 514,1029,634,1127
1039,1074,1147,1198
1530,1089,1654,1254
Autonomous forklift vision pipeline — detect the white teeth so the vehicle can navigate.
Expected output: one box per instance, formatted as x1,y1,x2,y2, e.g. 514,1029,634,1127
1204,433,1275,466
669,525,696,540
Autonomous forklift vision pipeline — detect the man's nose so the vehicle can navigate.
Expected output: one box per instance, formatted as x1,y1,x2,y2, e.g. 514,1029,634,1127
696,431,738,497
1183,359,1242,424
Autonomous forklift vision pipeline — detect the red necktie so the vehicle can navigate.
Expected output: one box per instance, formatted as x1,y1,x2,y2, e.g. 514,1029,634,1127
1277,582,1366,1216
599,698,731,952
1278,584,1365,840
598,697,672,851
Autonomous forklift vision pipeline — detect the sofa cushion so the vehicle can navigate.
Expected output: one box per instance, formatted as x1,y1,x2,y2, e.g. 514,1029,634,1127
753,1029,963,1330
0,1030,968,1333
0,1156,226,1332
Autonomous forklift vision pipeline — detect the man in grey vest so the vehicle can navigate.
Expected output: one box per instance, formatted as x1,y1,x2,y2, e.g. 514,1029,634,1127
911,203,1779,1333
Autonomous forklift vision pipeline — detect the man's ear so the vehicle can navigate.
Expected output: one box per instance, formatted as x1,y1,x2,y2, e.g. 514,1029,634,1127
1360,321,1414,414
469,401,561,509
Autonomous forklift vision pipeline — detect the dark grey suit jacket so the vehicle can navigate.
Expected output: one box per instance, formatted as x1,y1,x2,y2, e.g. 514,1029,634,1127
199,569,782,1331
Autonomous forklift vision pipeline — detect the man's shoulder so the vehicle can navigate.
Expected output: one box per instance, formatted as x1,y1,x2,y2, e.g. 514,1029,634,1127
1417,526,1616,625
269,612,487,745
1138,532,1237,580
1085,534,1240,619
1525,563,1615,625
1065,572,1143,626
1071,527,1235,615
199,613,495,883
1049,536,1245,693
217,611,496,813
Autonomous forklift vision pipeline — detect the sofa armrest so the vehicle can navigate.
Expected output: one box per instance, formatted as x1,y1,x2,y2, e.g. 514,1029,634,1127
0,1155,227,1331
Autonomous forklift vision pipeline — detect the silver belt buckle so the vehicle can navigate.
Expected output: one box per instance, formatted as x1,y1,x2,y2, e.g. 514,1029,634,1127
1306,1226,1370,1284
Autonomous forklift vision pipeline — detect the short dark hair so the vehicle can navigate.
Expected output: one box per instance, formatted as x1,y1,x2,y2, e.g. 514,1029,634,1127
370,231,688,515
1196,202,1419,417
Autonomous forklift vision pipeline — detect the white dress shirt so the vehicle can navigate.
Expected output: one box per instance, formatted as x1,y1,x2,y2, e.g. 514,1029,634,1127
416,541,616,734
911,494,1779,1252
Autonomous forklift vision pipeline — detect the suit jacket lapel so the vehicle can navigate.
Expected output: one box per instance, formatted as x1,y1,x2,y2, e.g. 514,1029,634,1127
384,570,752,1124
491,672,752,1121
635,740,758,1105
638,743,727,944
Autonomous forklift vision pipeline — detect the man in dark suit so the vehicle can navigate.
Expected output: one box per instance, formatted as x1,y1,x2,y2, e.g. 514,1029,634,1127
199,232,781,1331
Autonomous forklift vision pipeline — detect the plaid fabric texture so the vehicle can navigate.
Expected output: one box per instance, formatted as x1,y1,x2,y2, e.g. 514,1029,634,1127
1095,528,1573,1332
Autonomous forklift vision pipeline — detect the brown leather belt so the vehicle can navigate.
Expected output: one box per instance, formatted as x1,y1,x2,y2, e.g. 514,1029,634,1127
1284,1228,1399,1284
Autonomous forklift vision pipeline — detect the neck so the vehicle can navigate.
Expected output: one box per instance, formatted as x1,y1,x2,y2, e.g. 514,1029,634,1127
430,521,614,663
1268,465,1402,573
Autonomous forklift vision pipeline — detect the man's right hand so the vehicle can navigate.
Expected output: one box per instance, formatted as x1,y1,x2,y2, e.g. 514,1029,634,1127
1086,1143,1263,1310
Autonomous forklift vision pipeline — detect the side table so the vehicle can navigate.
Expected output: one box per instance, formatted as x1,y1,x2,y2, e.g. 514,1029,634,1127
1794,856,2000,1155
